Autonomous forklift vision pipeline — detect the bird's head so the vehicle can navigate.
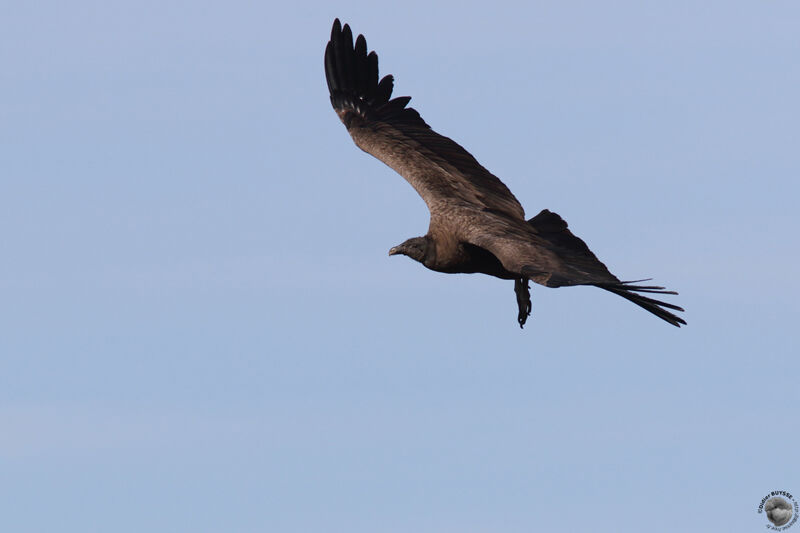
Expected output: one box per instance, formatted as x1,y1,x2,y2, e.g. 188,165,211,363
388,236,434,265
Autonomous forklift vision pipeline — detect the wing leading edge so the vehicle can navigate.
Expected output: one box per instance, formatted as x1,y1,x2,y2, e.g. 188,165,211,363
325,19,526,220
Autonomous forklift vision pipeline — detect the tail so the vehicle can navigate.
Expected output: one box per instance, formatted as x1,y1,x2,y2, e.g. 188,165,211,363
527,210,686,327
595,281,686,327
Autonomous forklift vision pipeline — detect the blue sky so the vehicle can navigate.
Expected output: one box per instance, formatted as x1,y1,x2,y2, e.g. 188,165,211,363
2,1,799,532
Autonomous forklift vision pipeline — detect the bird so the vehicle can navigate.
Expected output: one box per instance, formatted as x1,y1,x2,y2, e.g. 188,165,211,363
324,18,685,328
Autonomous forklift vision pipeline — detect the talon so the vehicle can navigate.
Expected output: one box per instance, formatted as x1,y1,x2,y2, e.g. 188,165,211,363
514,278,532,328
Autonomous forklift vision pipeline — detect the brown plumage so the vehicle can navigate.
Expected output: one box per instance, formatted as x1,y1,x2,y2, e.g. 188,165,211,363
325,19,685,328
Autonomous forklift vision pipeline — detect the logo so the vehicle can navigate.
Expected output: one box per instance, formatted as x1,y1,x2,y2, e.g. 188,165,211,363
758,491,798,530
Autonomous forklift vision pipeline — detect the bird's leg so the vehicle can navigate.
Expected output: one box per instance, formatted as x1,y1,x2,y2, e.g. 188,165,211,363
514,278,532,328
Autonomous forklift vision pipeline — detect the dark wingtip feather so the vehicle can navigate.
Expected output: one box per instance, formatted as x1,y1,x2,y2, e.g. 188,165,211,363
354,34,368,96
367,51,378,91
597,282,686,327
324,19,428,128
324,41,338,94
373,74,394,105
618,280,678,295
340,24,354,90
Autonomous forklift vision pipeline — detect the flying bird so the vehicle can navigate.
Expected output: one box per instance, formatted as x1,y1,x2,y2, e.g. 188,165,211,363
324,19,685,328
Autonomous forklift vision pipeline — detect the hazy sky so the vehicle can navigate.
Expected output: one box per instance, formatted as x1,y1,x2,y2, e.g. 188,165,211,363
2,1,799,532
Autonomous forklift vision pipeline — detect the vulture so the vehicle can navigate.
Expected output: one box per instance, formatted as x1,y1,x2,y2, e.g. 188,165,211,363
324,19,685,328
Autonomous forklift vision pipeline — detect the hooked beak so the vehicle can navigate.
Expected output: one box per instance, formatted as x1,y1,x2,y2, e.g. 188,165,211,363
388,246,400,256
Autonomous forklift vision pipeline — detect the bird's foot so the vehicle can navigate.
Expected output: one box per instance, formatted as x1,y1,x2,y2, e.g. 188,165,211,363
514,278,532,328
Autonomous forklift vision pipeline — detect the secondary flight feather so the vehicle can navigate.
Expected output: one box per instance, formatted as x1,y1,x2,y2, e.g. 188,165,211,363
325,18,685,328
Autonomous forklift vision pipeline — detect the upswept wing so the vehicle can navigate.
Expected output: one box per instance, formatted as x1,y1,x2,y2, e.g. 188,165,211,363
324,19,525,220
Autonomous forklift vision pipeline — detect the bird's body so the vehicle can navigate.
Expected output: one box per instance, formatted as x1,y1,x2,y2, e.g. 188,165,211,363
325,19,685,328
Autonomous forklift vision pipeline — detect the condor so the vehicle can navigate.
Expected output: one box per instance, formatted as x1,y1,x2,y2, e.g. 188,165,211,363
325,19,684,328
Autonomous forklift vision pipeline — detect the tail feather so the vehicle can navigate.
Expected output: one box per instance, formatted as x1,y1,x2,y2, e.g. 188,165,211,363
597,282,686,327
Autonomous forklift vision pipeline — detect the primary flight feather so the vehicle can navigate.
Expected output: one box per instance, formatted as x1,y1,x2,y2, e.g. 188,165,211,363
325,19,685,328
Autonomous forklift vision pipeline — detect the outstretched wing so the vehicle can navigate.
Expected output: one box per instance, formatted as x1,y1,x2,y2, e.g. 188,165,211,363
463,209,620,288
466,209,685,326
325,19,525,220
